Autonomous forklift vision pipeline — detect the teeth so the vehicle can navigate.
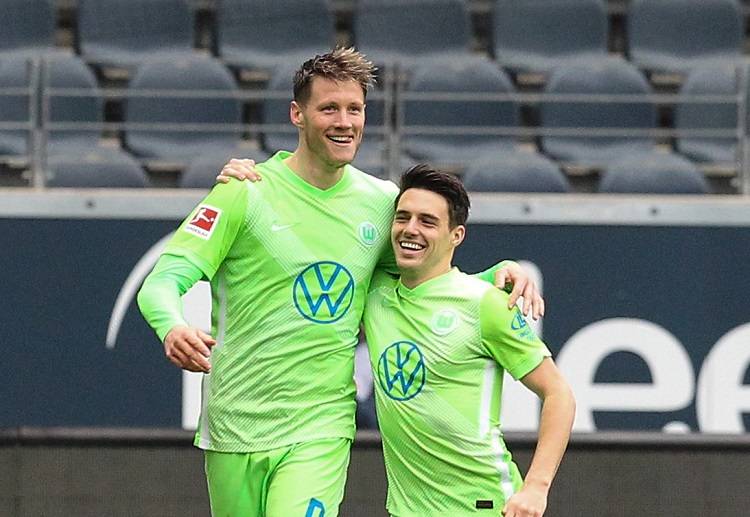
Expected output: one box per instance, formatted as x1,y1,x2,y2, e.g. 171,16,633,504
400,241,424,250
329,136,351,143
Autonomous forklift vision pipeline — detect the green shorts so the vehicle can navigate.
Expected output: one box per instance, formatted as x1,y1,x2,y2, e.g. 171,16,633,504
204,437,352,517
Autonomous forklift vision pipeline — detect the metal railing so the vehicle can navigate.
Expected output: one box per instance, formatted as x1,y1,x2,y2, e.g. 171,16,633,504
1,56,747,192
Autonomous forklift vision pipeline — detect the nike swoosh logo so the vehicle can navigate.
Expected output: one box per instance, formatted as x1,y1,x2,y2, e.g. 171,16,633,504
271,223,296,232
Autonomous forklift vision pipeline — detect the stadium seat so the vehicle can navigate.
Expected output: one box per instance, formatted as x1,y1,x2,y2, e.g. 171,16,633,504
627,0,743,73
218,0,335,71
0,56,32,157
492,0,609,73
598,152,710,194
354,0,474,67
77,0,196,70
675,65,739,164
540,59,657,167
403,58,519,168
0,0,56,55
463,150,570,193
46,147,149,188
124,57,243,163
180,148,270,188
43,55,103,156
261,63,305,153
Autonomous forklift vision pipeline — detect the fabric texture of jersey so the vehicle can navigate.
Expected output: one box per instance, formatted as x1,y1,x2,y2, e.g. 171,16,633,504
363,268,551,516
164,151,398,452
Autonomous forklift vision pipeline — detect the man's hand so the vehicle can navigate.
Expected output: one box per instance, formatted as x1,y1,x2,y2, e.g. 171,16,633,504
494,262,545,320
502,481,548,517
163,325,217,373
216,158,262,183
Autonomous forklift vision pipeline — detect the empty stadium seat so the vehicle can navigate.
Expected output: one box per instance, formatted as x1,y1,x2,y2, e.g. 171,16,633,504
598,152,710,194
675,65,739,164
124,57,243,162
0,56,33,157
0,0,56,55
492,0,609,73
403,58,519,168
540,59,657,167
46,147,149,188
627,0,743,73
77,0,196,69
354,0,474,67
218,0,334,71
463,150,570,193
44,55,103,156
180,148,270,188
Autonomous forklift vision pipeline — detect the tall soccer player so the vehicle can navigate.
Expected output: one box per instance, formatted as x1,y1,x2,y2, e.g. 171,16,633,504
138,48,542,516
364,165,575,517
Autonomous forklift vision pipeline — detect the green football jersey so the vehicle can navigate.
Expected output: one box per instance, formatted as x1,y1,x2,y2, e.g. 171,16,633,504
363,268,551,516
164,151,398,452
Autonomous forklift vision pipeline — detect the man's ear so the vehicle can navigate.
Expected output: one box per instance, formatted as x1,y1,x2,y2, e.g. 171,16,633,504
290,101,304,128
452,225,466,247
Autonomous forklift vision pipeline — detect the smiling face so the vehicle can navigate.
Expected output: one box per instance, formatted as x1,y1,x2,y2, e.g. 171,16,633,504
291,77,365,171
391,188,465,287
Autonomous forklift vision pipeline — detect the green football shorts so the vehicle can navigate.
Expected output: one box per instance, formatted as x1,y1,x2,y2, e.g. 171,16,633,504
204,437,352,517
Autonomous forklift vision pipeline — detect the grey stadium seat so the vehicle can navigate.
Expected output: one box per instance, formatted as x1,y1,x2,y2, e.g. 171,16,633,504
540,59,657,167
463,150,570,193
598,152,710,194
0,56,32,157
180,149,271,188
0,0,56,55
77,0,195,69
218,0,334,71
44,55,104,156
46,148,149,188
627,0,743,73
492,0,609,73
124,57,243,163
354,0,474,67
675,65,738,164
403,57,519,168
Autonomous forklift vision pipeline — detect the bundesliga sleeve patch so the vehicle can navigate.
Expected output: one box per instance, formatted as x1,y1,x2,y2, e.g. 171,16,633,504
184,205,222,240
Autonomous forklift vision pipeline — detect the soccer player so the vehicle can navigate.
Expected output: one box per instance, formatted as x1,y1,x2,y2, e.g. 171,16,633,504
138,48,542,517
364,164,575,517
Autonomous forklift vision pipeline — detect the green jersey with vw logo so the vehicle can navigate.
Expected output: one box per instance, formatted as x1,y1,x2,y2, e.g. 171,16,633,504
156,151,398,452
363,268,551,516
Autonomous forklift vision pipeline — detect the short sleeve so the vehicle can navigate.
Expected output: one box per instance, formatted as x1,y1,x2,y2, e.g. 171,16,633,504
164,180,250,280
479,287,551,380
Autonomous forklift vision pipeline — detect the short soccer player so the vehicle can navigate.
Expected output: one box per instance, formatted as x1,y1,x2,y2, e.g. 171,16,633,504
138,49,543,517
363,164,575,517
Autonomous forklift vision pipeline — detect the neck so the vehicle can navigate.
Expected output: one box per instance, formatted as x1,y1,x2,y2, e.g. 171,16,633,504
400,263,452,289
285,147,345,190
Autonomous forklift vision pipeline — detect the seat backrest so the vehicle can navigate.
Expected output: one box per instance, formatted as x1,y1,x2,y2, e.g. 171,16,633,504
676,65,738,133
0,56,33,155
355,0,471,57
46,149,149,188
541,60,656,148
124,58,242,159
628,0,743,66
493,0,608,67
78,0,193,57
44,56,103,151
404,58,518,145
180,149,270,188
463,152,570,193
1,0,56,52
599,153,709,194
219,0,334,57
261,63,299,152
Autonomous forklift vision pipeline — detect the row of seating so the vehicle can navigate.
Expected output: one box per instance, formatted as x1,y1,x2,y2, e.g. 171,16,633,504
44,144,710,194
2,0,745,75
0,55,739,174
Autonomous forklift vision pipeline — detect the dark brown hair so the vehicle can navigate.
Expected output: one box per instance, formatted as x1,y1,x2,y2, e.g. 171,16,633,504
396,164,470,228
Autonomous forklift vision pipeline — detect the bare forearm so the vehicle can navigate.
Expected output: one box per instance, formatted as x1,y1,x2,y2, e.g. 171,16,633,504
524,386,576,490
